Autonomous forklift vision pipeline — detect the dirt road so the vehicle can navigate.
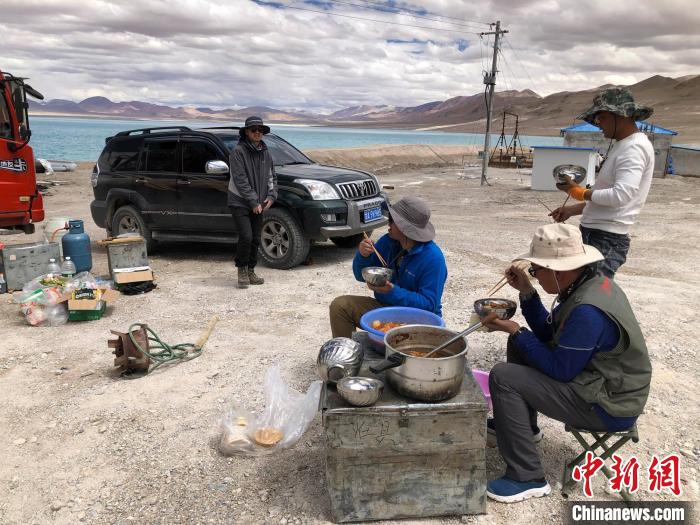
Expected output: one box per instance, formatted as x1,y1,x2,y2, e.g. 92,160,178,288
1,161,698,524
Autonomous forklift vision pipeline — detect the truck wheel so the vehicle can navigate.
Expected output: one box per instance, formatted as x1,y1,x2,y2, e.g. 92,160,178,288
111,205,156,252
259,208,310,269
330,233,366,249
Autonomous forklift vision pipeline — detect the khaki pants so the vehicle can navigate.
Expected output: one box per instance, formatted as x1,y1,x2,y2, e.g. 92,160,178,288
329,295,382,338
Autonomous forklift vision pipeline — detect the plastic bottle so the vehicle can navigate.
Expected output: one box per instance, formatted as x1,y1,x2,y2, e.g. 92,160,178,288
46,258,62,276
61,256,77,278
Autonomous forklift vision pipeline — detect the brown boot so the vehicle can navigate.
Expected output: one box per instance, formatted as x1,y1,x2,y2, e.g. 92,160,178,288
248,268,264,285
237,267,250,288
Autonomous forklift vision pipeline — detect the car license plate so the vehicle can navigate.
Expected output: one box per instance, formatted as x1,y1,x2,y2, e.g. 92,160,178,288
363,206,383,223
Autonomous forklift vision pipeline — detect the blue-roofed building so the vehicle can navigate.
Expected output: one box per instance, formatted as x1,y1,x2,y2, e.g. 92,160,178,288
560,121,678,177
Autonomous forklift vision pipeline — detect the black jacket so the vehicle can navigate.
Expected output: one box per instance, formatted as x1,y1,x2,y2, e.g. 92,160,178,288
227,138,278,208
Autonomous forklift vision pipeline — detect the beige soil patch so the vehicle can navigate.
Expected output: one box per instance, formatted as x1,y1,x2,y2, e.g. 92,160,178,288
1,161,698,524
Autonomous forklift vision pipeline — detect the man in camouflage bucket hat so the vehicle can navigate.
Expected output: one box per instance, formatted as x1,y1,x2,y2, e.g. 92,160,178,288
550,88,655,277
578,87,653,124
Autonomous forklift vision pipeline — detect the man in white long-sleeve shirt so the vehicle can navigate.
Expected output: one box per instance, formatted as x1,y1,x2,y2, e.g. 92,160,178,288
552,88,655,277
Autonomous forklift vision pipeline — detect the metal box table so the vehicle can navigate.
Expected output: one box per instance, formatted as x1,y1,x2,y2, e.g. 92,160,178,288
322,350,488,523
106,238,148,277
0,241,60,291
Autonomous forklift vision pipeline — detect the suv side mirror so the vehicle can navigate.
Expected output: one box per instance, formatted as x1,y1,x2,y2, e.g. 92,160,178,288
205,160,229,174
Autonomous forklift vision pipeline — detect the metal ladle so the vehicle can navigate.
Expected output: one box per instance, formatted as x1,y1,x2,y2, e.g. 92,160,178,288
420,321,485,359
421,298,518,359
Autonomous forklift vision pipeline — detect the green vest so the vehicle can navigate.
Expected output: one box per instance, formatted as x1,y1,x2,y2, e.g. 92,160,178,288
553,276,652,417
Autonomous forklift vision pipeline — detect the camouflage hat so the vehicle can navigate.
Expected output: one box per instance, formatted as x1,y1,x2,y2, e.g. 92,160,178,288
577,87,653,124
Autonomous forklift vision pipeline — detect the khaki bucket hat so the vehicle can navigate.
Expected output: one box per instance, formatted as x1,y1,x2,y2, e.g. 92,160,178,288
514,223,603,271
387,196,435,242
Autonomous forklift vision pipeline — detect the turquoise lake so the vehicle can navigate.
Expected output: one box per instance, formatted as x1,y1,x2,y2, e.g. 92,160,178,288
29,116,563,161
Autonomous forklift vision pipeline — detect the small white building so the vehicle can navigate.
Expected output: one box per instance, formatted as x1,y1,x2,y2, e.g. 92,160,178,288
561,121,678,177
530,146,598,191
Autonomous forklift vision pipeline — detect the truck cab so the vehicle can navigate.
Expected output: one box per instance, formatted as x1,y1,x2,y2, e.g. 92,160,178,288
0,70,45,233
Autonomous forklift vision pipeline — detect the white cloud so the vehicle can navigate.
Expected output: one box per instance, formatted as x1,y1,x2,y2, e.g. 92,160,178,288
2,0,698,111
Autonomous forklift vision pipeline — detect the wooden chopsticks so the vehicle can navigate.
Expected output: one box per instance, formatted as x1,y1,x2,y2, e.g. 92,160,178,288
363,232,388,267
486,277,508,297
486,260,531,297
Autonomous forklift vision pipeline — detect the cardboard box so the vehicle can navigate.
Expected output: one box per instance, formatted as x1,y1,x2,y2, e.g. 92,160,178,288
63,287,119,322
66,288,120,310
113,267,154,285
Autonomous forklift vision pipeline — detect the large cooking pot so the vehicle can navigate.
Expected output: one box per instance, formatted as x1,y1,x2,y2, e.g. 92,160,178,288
368,325,467,402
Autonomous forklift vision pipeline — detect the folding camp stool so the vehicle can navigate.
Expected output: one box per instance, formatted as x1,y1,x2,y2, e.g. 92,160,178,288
561,424,639,502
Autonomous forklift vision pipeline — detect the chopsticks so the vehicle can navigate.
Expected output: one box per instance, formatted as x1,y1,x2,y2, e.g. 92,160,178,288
535,197,553,213
363,232,388,267
486,277,508,297
486,260,531,297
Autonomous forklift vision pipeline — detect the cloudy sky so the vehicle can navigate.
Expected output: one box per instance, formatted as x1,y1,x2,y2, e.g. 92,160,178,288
2,0,698,112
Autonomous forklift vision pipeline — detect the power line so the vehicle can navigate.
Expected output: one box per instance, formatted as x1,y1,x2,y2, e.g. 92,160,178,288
479,35,486,73
351,0,492,28
503,37,536,89
280,2,482,35
327,0,490,30
498,48,518,92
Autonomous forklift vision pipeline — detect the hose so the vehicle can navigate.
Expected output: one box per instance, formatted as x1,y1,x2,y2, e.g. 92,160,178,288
50,225,67,242
126,323,202,374
125,316,219,375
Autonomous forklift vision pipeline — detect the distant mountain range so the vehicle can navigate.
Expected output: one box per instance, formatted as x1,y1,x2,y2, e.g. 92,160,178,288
29,75,700,142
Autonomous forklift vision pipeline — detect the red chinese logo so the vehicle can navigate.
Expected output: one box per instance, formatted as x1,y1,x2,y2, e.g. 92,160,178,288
610,454,640,493
648,454,681,496
572,451,604,497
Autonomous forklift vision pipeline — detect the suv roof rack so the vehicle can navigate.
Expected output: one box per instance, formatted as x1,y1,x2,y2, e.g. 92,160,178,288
114,126,193,137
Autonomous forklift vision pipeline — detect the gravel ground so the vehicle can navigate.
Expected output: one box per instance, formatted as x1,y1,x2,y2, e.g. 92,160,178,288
1,162,698,525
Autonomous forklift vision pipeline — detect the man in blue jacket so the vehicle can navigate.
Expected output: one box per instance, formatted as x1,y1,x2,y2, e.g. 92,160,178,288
329,196,448,338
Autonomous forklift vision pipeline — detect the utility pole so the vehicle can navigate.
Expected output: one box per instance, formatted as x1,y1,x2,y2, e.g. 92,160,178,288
479,20,508,186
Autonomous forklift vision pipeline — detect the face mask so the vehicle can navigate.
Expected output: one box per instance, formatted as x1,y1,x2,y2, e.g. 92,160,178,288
546,269,562,325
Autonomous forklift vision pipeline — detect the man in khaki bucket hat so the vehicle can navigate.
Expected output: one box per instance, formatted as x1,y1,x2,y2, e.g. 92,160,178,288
551,87,655,278
479,223,651,504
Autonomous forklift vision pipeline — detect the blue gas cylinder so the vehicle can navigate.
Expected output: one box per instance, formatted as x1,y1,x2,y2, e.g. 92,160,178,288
61,219,92,273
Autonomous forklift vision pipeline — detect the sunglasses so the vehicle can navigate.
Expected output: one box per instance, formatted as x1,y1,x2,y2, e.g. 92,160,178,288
248,126,265,133
528,265,545,277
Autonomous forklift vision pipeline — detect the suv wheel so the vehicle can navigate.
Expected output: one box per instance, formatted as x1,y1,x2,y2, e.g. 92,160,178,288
111,205,156,251
259,208,310,269
330,232,367,249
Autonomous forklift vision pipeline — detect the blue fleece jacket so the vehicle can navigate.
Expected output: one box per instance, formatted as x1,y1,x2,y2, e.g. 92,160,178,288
513,293,637,431
352,234,447,316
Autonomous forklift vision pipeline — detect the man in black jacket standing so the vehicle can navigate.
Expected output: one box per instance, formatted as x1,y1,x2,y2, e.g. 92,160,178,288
228,116,278,288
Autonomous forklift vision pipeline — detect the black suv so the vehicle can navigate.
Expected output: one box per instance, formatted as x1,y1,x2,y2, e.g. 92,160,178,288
90,126,388,269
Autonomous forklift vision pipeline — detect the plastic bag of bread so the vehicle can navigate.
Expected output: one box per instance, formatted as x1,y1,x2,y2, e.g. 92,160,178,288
217,364,322,456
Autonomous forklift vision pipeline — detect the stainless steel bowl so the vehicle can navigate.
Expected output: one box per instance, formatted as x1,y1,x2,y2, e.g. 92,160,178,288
473,298,517,320
337,377,384,406
553,164,587,185
362,266,394,287
317,337,363,384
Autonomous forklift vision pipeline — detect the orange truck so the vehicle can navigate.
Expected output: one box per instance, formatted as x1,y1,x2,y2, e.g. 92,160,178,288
0,69,45,233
